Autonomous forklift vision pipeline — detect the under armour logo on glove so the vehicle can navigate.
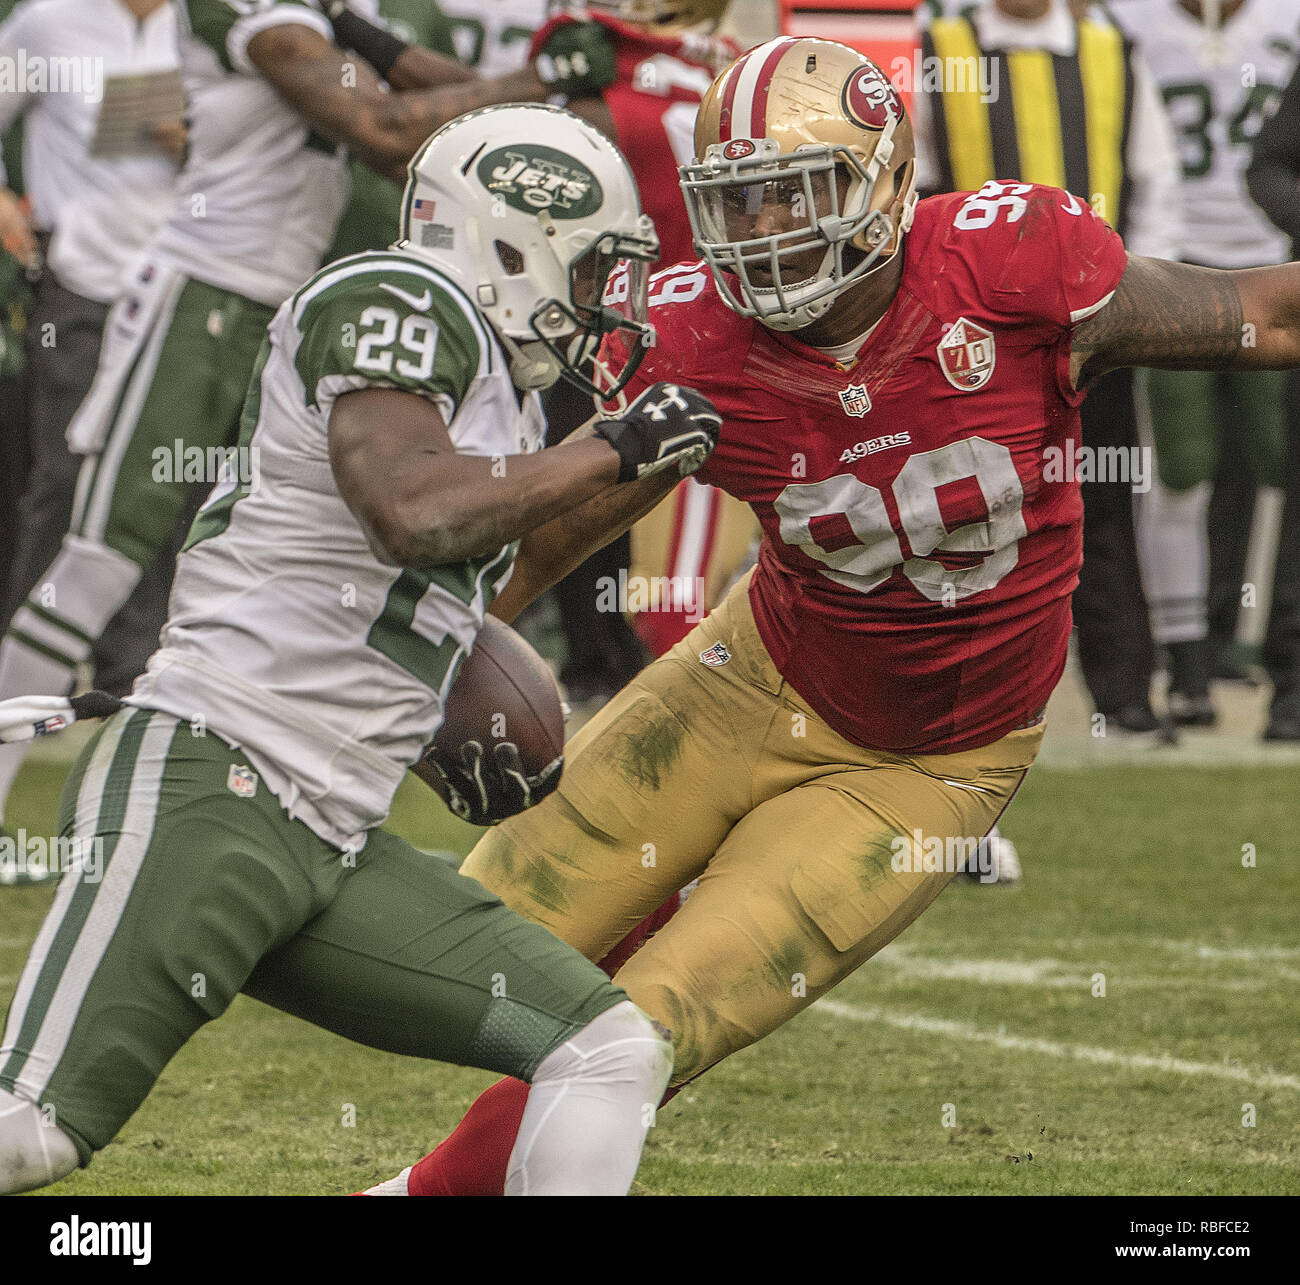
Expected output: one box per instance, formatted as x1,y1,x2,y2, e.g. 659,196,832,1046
642,385,690,421
594,381,722,482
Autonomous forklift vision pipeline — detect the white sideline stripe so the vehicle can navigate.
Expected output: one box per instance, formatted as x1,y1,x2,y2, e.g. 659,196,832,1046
818,999,1300,1091
1144,941,1300,962
873,954,1094,987
870,952,1291,992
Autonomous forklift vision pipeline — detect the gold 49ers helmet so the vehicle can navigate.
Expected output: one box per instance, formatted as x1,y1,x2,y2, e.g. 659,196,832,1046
680,36,918,330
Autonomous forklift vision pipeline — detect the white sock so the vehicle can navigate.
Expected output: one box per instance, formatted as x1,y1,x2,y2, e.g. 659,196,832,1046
0,535,142,818
361,1165,412,1196
0,1087,79,1193
1136,479,1210,645
506,1000,673,1196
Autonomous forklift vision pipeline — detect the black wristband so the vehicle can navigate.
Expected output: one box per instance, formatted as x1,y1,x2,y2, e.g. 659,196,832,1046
592,419,639,483
328,4,409,80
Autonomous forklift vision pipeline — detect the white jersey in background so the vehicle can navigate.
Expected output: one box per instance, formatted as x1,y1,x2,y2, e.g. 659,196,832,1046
0,0,181,303
149,0,358,306
1110,0,1300,267
128,249,546,851
437,0,549,75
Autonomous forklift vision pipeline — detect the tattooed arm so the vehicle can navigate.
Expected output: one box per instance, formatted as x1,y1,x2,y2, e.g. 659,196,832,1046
246,23,550,183
1070,254,1300,387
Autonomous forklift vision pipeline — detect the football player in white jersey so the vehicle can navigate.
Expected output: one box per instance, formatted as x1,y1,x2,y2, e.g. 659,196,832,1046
0,0,617,839
1111,0,1299,723
438,0,551,75
0,104,721,1195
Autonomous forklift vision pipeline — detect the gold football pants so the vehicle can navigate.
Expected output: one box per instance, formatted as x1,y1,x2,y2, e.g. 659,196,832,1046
463,574,1044,1085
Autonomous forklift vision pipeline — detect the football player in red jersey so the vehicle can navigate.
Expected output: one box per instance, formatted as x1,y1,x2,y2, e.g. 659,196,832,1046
537,1,738,266
359,35,1300,1195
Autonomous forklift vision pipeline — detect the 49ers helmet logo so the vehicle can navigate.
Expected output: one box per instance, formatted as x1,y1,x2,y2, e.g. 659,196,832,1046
841,64,902,131
478,145,603,218
722,138,756,160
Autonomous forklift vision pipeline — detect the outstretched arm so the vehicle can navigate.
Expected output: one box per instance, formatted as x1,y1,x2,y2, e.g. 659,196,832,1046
329,383,719,571
489,441,681,623
247,23,552,183
1070,254,1300,387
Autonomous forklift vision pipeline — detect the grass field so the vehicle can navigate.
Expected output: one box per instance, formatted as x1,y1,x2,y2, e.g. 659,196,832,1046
3,749,1298,1196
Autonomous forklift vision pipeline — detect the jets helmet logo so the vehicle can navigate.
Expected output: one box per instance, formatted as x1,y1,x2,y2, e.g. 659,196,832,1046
479,145,603,219
937,317,996,391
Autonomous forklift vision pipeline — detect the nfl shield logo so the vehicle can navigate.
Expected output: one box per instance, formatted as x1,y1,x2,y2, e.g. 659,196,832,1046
938,317,996,390
699,642,731,667
838,383,872,417
227,765,259,798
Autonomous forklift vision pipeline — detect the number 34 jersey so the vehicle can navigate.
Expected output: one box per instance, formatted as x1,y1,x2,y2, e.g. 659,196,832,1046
606,183,1128,756
129,250,545,852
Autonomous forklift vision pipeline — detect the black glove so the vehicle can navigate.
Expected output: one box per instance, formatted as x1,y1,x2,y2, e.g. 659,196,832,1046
594,382,722,483
424,740,563,826
533,21,617,99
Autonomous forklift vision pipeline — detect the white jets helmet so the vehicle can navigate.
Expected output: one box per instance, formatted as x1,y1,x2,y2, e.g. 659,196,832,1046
680,37,918,331
397,103,659,394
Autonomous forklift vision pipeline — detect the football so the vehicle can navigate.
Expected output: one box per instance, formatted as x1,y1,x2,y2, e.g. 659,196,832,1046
414,615,565,803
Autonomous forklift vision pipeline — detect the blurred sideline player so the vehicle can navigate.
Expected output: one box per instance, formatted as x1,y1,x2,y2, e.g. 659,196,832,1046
326,1,462,262
916,0,1182,738
1248,46,1300,740
0,104,731,1195
1111,0,1294,725
438,0,550,75
363,37,1300,1196
0,0,613,840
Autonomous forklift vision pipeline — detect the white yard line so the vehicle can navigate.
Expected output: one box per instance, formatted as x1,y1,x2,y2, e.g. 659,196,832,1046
818,999,1300,1091
1141,941,1300,962
867,946,1298,991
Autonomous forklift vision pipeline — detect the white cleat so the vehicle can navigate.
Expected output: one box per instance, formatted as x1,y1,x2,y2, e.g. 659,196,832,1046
964,828,1023,886
359,1165,412,1196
